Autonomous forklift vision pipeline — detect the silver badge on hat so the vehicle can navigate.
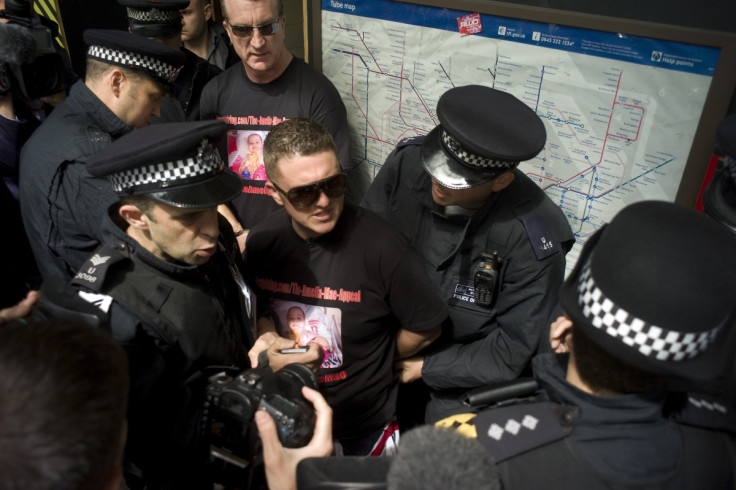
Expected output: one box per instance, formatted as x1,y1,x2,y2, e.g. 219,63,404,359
197,139,223,172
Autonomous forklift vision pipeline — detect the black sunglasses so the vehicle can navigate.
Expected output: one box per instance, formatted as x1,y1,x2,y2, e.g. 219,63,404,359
227,17,281,38
271,173,347,208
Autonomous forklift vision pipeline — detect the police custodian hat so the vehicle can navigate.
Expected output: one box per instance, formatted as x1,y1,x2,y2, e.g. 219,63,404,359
560,200,736,381
87,120,244,208
118,0,188,38
83,29,185,89
421,85,546,189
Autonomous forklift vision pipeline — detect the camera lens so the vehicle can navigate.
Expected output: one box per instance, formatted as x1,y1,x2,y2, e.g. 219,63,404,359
278,363,319,391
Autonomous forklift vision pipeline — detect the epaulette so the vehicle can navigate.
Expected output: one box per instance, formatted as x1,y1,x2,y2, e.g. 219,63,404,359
86,126,115,146
676,394,736,435
396,135,425,148
71,242,131,293
437,401,578,463
520,214,561,261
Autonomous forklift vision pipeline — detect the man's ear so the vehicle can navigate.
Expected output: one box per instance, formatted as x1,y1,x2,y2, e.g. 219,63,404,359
107,68,125,98
204,2,212,21
265,181,284,207
490,170,515,192
119,204,149,229
223,20,233,42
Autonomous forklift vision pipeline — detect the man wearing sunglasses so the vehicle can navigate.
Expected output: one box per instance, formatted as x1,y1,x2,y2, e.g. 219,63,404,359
199,0,351,235
245,118,447,456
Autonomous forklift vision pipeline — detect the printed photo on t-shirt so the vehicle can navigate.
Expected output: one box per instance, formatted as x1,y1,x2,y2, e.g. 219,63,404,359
227,129,268,181
270,299,343,369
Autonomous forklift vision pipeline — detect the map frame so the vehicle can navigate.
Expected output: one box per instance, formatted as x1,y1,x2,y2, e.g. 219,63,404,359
310,0,736,208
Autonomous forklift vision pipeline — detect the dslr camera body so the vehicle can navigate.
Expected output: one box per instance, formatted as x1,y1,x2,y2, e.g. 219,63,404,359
0,0,68,99
202,364,318,469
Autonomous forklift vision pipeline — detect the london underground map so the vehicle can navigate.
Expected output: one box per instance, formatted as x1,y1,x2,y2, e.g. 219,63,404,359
321,0,720,271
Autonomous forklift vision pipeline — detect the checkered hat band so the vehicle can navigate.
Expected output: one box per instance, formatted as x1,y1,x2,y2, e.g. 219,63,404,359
576,258,719,362
441,130,516,170
87,45,181,83
110,141,224,192
126,7,181,23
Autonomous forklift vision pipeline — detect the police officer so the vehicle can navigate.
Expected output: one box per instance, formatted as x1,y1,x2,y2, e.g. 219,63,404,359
118,0,223,121
441,200,736,488
19,29,185,281
77,120,320,489
362,85,575,423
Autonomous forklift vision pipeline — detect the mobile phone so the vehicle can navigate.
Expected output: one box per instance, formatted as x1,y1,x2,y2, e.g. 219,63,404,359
279,347,309,354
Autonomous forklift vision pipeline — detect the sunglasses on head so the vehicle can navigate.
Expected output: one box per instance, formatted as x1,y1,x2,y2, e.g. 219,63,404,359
271,173,348,208
227,17,281,38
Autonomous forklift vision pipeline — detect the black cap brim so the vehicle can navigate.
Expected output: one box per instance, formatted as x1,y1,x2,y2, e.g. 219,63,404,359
147,168,244,208
420,126,502,189
559,222,734,382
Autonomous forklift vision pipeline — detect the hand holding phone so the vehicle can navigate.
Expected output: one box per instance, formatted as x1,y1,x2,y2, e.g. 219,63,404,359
279,347,309,354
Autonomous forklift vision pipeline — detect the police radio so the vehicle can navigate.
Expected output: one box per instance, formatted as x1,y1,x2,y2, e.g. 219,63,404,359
473,252,502,307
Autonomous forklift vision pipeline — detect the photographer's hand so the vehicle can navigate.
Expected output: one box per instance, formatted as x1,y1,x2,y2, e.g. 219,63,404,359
255,386,334,490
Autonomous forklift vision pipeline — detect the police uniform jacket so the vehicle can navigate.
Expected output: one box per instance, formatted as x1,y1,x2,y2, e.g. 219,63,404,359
19,80,130,280
362,140,575,421
208,21,239,71
152,48,222,124
175,47,222,121
72,206,254,487
479,354,736,489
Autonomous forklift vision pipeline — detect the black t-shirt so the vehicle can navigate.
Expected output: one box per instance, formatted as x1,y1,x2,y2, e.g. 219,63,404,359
199,57,351,229
245,203,447,439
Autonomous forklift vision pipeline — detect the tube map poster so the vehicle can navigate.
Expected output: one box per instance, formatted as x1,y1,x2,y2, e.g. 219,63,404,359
321,0,720,271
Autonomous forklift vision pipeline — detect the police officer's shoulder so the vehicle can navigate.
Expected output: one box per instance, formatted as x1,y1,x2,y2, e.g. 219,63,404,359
71,242,131,293
397,135,425,148
436,400,578,463
674,394,736,436
85,126,115,151
504,181,567,260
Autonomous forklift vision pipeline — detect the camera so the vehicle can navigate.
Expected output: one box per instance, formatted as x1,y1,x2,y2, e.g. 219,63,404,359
0,0,68,100
202,364,318,469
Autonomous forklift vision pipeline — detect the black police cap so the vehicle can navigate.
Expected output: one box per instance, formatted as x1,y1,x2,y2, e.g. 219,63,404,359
86,120,244,208
83,29,185,89
118,0,188,38
421,85,546,189
560,200,736,381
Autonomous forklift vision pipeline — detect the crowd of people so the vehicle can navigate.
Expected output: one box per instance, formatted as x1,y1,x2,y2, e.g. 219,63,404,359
1,0,735,488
